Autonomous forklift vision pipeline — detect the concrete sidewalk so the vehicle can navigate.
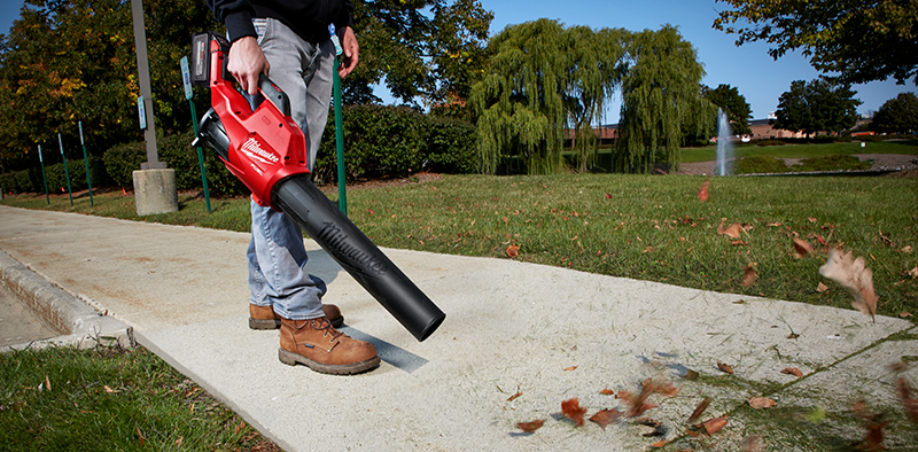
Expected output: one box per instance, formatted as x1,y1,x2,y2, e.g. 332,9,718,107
0,205,914,451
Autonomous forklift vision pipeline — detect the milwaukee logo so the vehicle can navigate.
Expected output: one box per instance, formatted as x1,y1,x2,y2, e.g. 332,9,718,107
240,137,279,165
316,222,388,276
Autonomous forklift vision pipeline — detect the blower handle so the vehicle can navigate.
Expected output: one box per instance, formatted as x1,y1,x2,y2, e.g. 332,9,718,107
191,31,290,117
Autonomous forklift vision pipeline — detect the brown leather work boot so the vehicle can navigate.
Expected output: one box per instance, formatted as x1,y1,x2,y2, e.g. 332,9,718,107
278,318,380,374
249,304,343,329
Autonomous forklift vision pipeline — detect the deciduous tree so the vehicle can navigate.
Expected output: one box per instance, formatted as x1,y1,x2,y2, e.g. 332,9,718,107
871,92,918,134
349,0,492,112
0,0,219,172
703,84,752,136
773,77,862,137
713,0,918,85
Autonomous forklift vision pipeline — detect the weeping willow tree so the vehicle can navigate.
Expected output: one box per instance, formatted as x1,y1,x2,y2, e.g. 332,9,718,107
470,19,627,174
615,25,715,173
564,26,629,172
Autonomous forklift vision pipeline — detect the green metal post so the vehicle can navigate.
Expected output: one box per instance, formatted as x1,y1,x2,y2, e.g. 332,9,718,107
78,121,94,206
333,56,347,216
190,101,212,213
58,134,73,206
182,56,212,213
38,145,49,205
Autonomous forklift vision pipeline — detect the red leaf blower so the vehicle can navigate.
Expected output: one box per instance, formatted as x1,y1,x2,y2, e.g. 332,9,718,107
189,32,444,341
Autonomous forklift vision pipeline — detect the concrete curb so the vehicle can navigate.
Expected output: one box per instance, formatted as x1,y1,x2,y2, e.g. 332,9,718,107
0,249,132,352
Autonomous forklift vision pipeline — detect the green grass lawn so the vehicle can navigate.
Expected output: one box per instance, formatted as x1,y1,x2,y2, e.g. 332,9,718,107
0,340,279,451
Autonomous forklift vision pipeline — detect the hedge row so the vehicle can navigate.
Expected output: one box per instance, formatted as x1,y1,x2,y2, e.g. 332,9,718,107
0,158,109,195
313,105,477,183
1,106,478,195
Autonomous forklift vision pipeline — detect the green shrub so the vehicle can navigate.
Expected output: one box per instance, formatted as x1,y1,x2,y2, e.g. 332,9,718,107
102,133,248,196
0,169,36,194
793,155,872,172
158,132,202,191
103,141,146,188
425,116,478,174
342,105,425,178
314,105,479,183
854,135,889,143
44,159,107,192
754,139,786,147
1,159,106,195
733,155,789,174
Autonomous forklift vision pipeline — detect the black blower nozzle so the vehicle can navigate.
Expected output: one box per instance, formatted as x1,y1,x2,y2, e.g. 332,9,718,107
273,175,445,341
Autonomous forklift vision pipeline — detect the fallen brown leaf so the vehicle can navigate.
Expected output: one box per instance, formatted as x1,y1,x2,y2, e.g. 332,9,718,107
687,397,712,424
600,389,615,396
909,267,918,279
816,282,829,293
561,398,587,427
819,248,878,321
517,419,544,433
589,408,622,430
702,416,728,435
697,180,710,202
649,439,668,448
506,391,522,402
854,420,890,452
617,388,658,418
564,366,577,372
781,367,803,377
748,397,777,409
718,221,743,239
741,435,764,452
897,378,918,425
900,312,913,318
793,238,815,258
650,379,682,397
743,263,758,287
717,362,734,374
506,244,520,258
903,246,913,253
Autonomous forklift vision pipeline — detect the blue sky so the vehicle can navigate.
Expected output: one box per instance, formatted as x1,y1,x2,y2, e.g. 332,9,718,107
2,0,914,122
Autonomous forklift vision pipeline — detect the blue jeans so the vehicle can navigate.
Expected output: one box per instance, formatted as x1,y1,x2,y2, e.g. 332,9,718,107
246,18,335,320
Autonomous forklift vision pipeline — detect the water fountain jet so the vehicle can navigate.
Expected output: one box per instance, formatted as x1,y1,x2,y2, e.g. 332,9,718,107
716,109,733,176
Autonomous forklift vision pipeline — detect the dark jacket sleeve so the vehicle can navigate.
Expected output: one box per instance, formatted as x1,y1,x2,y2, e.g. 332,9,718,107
206,0,257,42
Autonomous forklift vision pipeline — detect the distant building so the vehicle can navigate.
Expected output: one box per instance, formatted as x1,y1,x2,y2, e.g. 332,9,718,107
747,119,807,140
564,116,871,147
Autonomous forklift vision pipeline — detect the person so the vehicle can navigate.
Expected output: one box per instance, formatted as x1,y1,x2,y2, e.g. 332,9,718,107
206,0,380,375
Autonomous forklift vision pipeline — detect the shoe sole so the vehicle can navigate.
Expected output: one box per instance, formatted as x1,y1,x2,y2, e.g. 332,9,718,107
278,349,381,375
249,316,343,330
